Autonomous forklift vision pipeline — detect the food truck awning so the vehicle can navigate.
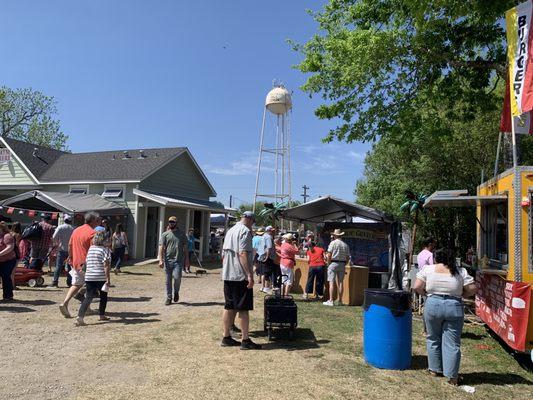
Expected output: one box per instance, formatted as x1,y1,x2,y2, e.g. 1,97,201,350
424,190,507,208
281,196,393,223
0,190,126,215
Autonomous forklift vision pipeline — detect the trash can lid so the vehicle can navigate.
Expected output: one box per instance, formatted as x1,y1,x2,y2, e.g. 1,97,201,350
363,289,411,313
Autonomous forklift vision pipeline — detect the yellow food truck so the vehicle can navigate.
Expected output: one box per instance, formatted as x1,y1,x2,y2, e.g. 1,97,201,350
425,167,533,355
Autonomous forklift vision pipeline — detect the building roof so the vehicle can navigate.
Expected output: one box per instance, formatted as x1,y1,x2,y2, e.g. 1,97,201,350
0,190,126,215
133,189,228,213
2,137,186,182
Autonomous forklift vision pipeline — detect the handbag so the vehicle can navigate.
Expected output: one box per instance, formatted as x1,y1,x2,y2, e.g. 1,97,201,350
22,222,43,240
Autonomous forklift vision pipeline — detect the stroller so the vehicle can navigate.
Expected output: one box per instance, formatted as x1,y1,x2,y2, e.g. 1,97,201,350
263,274,298,341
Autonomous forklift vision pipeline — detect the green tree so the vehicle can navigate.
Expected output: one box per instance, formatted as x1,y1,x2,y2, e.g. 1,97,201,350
293,0,515,143
0,87,68,150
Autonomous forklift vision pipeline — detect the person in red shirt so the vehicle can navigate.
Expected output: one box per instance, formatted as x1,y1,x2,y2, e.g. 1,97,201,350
59,211,99,318
303,241,326,300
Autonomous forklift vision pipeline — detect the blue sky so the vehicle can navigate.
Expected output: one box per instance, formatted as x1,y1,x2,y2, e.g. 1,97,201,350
0,0,371,207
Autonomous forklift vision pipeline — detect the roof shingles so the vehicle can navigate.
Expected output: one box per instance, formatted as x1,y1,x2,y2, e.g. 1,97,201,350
3,138,185,182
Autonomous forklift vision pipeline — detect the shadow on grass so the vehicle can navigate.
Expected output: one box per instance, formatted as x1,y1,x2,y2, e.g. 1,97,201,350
461,331,487,340
104,311,161,325
180,301,224,307
0,305,36,313
118,271,153,276
462,372,533,385
410,354,428,370
250,328,329,351
109,296,152,303
13,299,56,306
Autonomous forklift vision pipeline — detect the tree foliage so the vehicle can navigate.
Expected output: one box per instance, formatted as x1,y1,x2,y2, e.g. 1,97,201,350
293,0,517,143
0,87,68,150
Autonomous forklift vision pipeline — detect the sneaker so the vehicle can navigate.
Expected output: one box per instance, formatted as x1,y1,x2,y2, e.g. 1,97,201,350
240,338,262,350
99,316,110,321
48,283,59,288
173,293,179,303
165,298,172,306
221,336,241,347
302,293,309,300
322,300,334,307
59,304,71,318
74,317,86,326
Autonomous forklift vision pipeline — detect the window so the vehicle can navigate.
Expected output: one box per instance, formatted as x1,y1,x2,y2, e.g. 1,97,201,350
102,186,124,199
69,185,88,194
480,202,508,269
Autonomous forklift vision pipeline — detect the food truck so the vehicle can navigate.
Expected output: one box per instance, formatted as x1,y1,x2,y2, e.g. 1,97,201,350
425,167,533,354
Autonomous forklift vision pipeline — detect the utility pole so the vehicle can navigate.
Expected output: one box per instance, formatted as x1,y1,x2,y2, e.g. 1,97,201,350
229,195,233,208
301,185,310,203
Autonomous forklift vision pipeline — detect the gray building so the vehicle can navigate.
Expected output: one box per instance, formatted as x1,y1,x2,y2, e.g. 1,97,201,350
0,137,227,259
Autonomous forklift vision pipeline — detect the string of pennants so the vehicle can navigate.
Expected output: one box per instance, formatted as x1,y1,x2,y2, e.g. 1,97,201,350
0,206,122,221
0,206,80,220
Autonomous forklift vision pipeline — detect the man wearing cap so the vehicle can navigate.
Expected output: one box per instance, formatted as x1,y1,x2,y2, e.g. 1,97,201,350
50,214,75,288
221,211,261,350
261,225,278,292
252,227,265,283
158,216,188,306
323,228,350,307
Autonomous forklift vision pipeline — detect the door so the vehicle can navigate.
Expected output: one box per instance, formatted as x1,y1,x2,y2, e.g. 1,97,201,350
145,207,160,258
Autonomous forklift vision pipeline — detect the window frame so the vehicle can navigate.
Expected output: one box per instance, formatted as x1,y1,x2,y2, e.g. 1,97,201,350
69,185,89,195
101,185,125,200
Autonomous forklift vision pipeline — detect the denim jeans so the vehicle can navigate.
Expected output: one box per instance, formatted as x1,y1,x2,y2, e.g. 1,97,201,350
78,281,108,318
305,266,325,296
113,247,126,270
52,250,72,286
0,258,17,299
424,295,464,379
165,259,183,299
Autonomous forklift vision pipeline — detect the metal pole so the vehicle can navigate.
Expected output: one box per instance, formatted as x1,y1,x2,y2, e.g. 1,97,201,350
275,114,280,204
287,111,292,205
494,131,502,179
253,108,267,213
281,113,285,200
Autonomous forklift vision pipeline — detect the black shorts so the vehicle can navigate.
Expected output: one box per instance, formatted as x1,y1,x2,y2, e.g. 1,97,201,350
224,280,253,311
262,258,273,279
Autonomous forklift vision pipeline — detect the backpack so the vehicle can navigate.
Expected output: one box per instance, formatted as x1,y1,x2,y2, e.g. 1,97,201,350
22,222,43,240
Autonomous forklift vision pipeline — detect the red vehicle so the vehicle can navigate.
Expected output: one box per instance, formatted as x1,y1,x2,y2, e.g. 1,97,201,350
14,264,45,287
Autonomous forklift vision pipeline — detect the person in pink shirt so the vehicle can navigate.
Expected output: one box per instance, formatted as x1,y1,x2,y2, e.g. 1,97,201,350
279,233,299,296
417,237,436,271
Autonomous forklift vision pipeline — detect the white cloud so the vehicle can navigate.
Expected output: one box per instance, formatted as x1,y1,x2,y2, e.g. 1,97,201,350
206,151,272,176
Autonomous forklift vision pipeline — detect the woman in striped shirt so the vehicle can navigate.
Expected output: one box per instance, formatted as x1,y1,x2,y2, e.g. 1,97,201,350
76,231,111,326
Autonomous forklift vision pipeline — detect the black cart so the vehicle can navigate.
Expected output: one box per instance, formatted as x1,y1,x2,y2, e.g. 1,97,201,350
263,294,298,341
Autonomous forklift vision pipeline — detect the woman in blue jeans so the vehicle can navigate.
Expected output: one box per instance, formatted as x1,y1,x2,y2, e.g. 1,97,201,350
0,222,18,300
413,248,476,385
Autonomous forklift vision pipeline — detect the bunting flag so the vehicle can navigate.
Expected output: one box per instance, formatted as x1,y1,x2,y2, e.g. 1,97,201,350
28,210,36,218
500,77,533,134
506,1,533,116
6,207,14,214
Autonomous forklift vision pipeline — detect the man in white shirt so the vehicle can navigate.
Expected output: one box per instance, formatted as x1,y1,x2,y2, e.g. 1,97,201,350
324,229,350,306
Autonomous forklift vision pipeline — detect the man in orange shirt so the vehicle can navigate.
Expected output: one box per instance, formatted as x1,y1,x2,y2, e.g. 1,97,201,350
59,211,100,318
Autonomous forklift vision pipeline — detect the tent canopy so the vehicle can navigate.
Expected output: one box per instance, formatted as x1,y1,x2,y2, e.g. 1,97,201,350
0,191,126,215
281,196,393,224
424,190,507,208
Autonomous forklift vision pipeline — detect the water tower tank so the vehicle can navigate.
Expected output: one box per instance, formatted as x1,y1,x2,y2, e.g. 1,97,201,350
265,86,292,115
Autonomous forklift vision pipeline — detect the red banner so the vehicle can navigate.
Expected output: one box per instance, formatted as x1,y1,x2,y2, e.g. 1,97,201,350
475,273,531,351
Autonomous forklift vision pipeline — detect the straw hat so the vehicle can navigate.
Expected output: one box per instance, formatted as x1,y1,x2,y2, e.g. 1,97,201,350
255,228,265,235
332,228,345,236
283,233,295,241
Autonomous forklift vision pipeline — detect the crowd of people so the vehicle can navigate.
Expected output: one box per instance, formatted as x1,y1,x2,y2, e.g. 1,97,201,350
1,209,479,381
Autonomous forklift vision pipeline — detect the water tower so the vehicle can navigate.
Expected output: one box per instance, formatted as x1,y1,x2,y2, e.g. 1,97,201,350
253,82,293,214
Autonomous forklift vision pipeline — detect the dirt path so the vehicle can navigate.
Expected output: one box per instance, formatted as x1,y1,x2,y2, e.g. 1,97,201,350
1,263,531,400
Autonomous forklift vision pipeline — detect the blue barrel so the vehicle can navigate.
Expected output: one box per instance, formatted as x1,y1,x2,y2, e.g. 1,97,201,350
363,289,412,370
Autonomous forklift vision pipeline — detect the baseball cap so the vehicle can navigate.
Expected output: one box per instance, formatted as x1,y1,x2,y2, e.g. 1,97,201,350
63,213,72,221
95,226,105,232
265,225,273,232
242,211,255,221
168,216,177,222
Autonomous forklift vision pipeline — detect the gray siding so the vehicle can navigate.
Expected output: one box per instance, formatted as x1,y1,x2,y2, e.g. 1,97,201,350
139,153,214,200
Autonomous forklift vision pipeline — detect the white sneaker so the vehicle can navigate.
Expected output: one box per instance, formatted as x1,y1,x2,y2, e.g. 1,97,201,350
302,293,309,300
322,300,334,307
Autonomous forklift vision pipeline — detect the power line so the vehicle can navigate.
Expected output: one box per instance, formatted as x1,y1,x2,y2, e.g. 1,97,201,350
301,185,310,203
